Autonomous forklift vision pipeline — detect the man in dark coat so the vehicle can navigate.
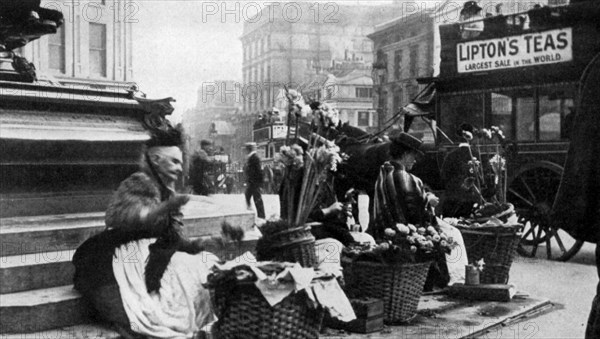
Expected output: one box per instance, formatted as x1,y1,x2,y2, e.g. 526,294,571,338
552,53,600,339
439,123,495,218
244,142,265,219
189,139,214,195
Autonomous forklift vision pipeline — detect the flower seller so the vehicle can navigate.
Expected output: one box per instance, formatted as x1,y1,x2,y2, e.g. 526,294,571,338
439,123,496,218
369,132,454,290
72,121,222,338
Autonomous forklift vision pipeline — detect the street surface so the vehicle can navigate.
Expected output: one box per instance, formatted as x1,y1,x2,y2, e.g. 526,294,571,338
206,194,597,339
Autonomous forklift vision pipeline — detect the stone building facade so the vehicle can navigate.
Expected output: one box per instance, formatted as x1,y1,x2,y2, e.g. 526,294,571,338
368,11,435,130
15,0,134,89
240,3,400,116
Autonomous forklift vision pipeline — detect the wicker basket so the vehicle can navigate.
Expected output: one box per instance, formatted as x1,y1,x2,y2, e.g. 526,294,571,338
212,282,324,339
259,225,317,268
456,224,523,284
344,260,431,324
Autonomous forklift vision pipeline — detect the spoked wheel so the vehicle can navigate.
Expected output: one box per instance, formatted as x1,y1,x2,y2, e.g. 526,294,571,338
507,161,584,261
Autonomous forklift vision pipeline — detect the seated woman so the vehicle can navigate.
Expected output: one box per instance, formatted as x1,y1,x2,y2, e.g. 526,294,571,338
368,133,452,290
368,133,439,238
308,176,355,246
73,124,220,339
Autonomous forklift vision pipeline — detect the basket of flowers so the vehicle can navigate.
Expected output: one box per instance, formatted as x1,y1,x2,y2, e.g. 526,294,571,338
256,219,317,268
206,259,356,339
447,125,523,284
449,210,523,284
266,132,343,267
207,261,325,339
343,223,455,324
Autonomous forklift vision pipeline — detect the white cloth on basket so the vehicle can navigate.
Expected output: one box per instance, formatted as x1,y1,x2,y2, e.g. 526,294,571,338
436,217,468,285
112,238,218,339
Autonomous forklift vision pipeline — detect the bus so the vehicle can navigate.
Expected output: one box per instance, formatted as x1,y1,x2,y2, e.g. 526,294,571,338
412,0,600,260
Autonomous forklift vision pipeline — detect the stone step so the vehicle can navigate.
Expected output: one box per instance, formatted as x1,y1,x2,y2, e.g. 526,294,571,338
0,199,256,257
0,323,120,339
0,285,90,333
1,251,75,294
0,238,260,333
0,239,259,294
0,196,259,333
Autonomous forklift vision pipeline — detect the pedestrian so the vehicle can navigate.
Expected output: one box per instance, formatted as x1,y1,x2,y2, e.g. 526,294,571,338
189,139,213,195
244,142,266,219
551,53,600,339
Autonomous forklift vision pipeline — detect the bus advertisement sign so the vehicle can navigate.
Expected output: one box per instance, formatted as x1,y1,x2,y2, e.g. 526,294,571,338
272,125,288,139
457,27,573,73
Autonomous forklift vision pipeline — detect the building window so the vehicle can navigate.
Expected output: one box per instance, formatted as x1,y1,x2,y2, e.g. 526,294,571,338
409,47,418,78
394,50,402,80
358,111,370,126
355,87,372,98
89,23,107,77
49,26,66,73
393,89,402,115
326,86,335,99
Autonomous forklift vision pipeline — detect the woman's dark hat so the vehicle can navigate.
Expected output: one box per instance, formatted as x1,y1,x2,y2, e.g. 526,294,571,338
461,1,482,15
145,125,182,148
309,101,321,111
143,115,183,148
390,132,424,155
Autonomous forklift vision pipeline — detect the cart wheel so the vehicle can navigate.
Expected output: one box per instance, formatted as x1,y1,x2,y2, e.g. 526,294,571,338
507,161,583,261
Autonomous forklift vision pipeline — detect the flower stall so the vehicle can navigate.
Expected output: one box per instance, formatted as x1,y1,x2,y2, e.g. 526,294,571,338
342,223,456,324
444,126,523,284
206,255,356,339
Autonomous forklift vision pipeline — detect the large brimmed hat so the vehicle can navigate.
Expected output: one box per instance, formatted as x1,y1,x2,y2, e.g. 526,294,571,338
461,1,482,15
390,132,424,156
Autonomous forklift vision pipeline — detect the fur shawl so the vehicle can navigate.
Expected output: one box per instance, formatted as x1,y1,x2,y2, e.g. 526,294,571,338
74,171,198,295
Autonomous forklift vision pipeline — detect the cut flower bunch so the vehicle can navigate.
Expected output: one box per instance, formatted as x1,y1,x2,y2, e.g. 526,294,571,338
345,223,456,265
276,137,343,228
461,125,515,223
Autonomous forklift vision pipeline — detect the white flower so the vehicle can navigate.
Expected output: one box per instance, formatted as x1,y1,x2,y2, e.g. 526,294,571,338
462,131,473,140
489,154,506,173
481,128,493,139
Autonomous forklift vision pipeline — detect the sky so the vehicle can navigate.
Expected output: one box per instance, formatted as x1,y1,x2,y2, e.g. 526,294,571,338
131,0,395,122
133,1,243,120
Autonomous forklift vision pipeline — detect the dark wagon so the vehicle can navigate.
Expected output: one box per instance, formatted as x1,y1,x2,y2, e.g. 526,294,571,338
409,1,600,261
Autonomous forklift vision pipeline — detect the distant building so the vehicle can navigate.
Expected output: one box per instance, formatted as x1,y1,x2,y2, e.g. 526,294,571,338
14,0,133,89
183,80,242,175
240,3,401,117
304,66,378,132
368,10,435,129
